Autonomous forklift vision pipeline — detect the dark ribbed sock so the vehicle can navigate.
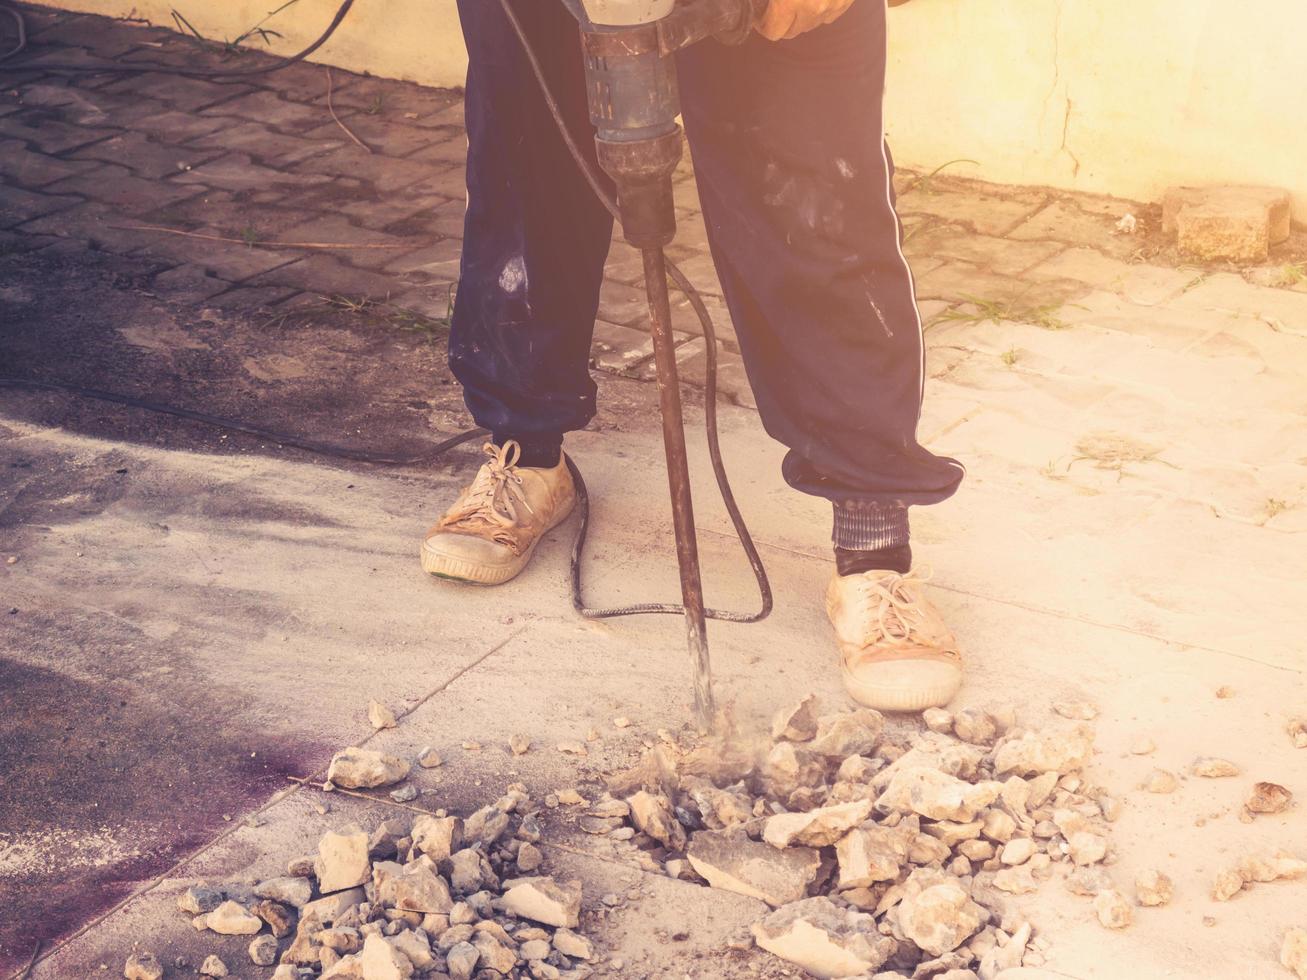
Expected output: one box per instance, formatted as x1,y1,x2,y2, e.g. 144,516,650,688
835,543,913,577
493,432,563,468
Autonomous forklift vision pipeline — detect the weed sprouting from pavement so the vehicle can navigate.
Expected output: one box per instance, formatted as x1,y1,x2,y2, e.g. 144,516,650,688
261,288,456,339
939,293,1072,331
169,0,301,55
366,94,386,116
1264,498,1290,522
1000,346,1019,368
1276,263,1306,287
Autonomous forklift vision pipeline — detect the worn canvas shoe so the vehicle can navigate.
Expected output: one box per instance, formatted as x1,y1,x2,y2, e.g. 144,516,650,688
825,568,963,712
421,440,576,585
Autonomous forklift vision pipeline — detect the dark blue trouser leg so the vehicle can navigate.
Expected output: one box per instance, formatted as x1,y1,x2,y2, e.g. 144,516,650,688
674,0,963,513
452,0,963,525
450,0,613,452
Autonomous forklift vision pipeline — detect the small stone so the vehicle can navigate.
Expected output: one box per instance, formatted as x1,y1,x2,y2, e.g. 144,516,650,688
472,932,518,974
1190,757,1240,778
875,766,1002,822
206,899,264,935
199,955,228,977
249,934,278,966
389,784,418,803
417,746,444,768
763,799,873,849
368,699,397,730
992,865,1040,895
1246,781,1292,814
1129,737,1156,756
555,788,586,806
752,897,894,978
123,952,164,980
462,740,482,751
1134,869,1173,907
316,825,372,893
519,938,550,961
1052,700,1099,721
626,791,688,850
501,876,582,928
1211,869,1244,901
1140,769,1178,794
981,808,1017,844
253,899,295,938
178,885,223,915
256,876,313,908
552,929,593,960
1000,839,1036,866
922,708,954,734
1281,928,1307,980
327,748,410,789
464,805,510,846
808,709,885,758
509,734,531,756
411,814,463,862
1065,866,1113,896
771,695,820,741
374,861,454,914
446,941,480,980
1093,889,1132,929
897,873,985,955
613,716,632,728
688,830,820,907
360,934,413,980
556,740,587,755
992,725,1094,776
517,841,544,872
953,708,998,745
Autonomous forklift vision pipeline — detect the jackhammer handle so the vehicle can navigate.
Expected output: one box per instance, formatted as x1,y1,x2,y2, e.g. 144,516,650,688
658,0,770,52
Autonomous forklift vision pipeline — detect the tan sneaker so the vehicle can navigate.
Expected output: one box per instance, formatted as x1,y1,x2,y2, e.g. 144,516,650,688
421,440,576,585
825,568,963,712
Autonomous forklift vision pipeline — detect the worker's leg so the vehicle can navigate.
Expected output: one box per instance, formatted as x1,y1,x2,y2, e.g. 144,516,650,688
450,0,614,466
424,0,612,585
676,2,964,710
675,1,964,529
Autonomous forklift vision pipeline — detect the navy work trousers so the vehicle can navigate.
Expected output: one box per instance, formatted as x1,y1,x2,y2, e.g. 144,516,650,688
449,0,963,510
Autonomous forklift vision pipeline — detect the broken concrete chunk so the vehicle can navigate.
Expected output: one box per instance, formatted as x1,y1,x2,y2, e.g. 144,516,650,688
472,931,518,974
316,826,372,894
876,766,1002,822
255,875,313,909
834,823,917,889
1246,781,1292,814
897,873,984,955
326,748,411,789
445,941,480,980
301,886,364,925
416,746,443,768
1134,869,1173,907
1065,865,1113,897
1093,889,1132,929
1000,839,1035,866
373,861,453,914
1140,769,1178,794
253,899,295,938
752,896,894,979
772,695,820,742
410,814,463,863
1288,719,1307,750
247,933,278,967
808,709,885,758
922,708,954,735
552,929,593,960
626,790,688,850
124,952,164,980
1236,852,1307,883
688,829,820,906
1164,185,1291,262
1211,868,1246,901
953,708,998,746
500,876,582,928
178,885,224,915
1190,757,1239,778
360,933,413,980
199,954,228,977
389,929,434,970
368,699,397,730
763,799,873,849
992,865,1040,895
1052,700,1098,721
205,899,264,935
1282,928,1307,980
992,725,1094,776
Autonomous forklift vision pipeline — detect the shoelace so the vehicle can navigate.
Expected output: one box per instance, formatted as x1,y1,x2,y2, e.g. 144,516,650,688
440,441,534,539
850,568,934,645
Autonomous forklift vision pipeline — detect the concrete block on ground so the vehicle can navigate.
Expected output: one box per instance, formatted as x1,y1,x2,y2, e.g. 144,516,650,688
1162,185,1291,263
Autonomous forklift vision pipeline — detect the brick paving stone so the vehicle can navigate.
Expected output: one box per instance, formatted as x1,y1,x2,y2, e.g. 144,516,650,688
604,239,646,285
0,137,98,188
403,137,472,168
0,110,120,154
15,199,160,252
1024,247,1192,307
183,120,348,168
1007,200,1140,259
204,284,302,311
386,238,464,285
305,74,461,125
198,88,346,134
127,231,301,284
598,278,662,326
0,228,60,254
97,72,253,113
272,214,425,270
298,117,449,159
109,108,225,144
23,13,175,56
335,188,455,235
1171,273,1307,332
171,152,332,193
391,284,458,325
668,290,737,349
904,224,1064,276
0,184,81,229
45,162,205,214
591,319,690,374
913,260,1089,309
64,130,220,180
243,252,407,299
1055,290,1243,351
147,263,234,301
662,249,723,296
897,184,1048,237
668,341,756,408
632,335,712,383
288,145,436,194
389,166,468,204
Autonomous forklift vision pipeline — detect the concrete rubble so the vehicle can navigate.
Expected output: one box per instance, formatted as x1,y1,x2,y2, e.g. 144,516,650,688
327,748,412,790
595,700,1129,976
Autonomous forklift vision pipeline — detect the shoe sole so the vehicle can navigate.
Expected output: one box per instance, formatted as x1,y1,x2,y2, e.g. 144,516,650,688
840,653,962,713
420,494,576,586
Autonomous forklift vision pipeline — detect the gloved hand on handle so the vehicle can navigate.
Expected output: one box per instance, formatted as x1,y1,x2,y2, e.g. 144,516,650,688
756,0,856,40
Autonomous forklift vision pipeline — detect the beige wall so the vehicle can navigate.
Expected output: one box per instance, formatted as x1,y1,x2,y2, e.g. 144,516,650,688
40,0,1307,215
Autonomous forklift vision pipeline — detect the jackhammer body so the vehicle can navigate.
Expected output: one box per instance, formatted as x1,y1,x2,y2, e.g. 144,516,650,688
559,0,766,728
